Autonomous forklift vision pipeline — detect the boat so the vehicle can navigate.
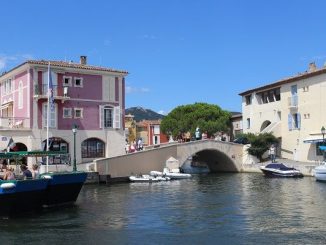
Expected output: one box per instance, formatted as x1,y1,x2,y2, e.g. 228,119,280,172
0,151,87,215
260,163,303,178
150,167,192,179
0,178,49,216
314,146,326,181
129,174,170,182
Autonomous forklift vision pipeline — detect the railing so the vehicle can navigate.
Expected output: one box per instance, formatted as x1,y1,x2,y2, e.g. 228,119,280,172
0,117,30,129
34,84,69,97
288,95,298,108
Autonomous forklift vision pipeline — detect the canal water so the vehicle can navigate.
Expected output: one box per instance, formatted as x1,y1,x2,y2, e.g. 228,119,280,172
1,173,326,244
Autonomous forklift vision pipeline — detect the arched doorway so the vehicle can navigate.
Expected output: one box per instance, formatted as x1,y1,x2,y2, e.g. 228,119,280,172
41,137,69,164
81,138,105,159
7,142,28,165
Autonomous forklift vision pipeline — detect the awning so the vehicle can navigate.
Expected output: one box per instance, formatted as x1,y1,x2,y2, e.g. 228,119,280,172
319,146,326,151
303,135,324,144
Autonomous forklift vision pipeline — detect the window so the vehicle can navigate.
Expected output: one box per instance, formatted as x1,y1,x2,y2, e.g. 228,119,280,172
63,108,72,118
246,118,251,129
18,81,23,109
99,105,121,129
42,103,57,128
74,77,83,87
74,108,83,118
63,76,72,86
82,138,105,158
245,95,252,105
288,113,301,130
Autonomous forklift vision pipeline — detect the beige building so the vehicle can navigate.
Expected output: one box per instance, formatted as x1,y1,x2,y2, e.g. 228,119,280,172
239,62,326,163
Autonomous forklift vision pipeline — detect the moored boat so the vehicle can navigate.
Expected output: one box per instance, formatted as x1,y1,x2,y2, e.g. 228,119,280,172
0,178,49,216
314,164,326,181
150,167,192,179
129,174,170,182
260,163,303,178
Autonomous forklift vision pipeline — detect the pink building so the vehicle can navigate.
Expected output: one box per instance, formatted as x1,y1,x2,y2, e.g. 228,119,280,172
0,56,128,167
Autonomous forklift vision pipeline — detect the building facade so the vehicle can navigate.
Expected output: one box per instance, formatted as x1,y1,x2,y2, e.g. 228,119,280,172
0,56,128,167
136,120,168,146
239,62,326,162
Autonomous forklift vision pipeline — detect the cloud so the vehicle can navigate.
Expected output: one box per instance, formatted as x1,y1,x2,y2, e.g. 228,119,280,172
157,110,167,115
0,54,34,71
126,85,150,94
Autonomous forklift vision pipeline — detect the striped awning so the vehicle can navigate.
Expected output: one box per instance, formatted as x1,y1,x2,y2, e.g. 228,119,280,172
303,135,324,143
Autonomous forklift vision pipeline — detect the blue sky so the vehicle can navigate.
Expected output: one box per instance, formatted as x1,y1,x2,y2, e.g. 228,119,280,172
1,0,326,115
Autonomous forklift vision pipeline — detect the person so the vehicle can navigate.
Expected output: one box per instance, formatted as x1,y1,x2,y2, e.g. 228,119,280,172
31,164,40,179
137,138,143,151
3,165,15,180
20,164,32,179
195,127,201,140
269,144,276,163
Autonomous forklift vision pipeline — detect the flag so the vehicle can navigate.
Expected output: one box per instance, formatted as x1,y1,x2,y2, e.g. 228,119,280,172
48,62,54,111
7,137,16,150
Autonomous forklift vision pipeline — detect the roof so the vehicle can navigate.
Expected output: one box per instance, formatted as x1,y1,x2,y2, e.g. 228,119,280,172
0,59,128,78
239,66,326,96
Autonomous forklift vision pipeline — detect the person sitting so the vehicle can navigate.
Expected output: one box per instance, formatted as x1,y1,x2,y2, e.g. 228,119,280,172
31,164,40,179
20,164,32,179
3,165,15,180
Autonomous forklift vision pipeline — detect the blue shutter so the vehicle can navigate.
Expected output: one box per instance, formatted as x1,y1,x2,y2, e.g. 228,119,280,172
297,113,301,129
288,114,293,130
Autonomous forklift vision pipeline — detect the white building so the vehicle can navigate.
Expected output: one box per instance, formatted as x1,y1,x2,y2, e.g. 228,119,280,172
239,62,326,162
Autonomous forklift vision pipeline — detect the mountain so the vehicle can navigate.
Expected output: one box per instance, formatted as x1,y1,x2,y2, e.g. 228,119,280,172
125,107,165,122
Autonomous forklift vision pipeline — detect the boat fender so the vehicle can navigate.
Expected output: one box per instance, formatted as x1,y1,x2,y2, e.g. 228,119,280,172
0,182,16,190
41,175,52,179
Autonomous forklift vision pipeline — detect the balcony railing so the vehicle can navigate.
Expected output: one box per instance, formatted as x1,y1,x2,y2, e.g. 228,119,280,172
34,84,69,97
0,117,30,129
288,95,298,108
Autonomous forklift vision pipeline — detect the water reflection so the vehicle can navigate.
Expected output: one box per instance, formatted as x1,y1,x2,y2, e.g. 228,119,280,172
1,174,326,244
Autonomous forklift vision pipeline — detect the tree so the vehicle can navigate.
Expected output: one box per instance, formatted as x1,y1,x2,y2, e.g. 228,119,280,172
160,103,231,139
245,133,279,162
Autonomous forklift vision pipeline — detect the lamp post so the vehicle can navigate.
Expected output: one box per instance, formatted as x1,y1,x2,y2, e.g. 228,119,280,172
72,124,77,172
321,126,325,161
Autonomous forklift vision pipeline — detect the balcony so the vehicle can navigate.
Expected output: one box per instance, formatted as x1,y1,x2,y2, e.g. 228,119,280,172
34,84,70,102
0,117,30,130
288,95,298,108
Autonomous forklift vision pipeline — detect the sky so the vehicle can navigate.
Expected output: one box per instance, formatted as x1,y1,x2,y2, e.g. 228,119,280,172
1,0,326,115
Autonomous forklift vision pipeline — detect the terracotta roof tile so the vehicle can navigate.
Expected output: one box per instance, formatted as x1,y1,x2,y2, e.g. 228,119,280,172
26,60,128,74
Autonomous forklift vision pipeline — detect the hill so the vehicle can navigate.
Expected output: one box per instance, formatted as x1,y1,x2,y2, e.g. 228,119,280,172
125,107,165,122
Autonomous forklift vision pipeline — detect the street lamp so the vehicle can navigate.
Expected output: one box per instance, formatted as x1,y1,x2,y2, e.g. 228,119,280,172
321,126,325,161
72,124,78,171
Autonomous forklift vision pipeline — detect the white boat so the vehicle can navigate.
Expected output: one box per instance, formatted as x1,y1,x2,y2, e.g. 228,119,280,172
260,163,303,178
129,174,170,182
314,164,326,181
150,167,192,180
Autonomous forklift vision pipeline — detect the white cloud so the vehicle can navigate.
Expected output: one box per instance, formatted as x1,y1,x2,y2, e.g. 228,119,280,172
140,34,157,40
126,85,150,94
157,110,166,115
0,54,34,71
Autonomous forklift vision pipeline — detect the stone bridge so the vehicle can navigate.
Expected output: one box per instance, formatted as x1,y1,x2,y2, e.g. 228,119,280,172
94,139,245,181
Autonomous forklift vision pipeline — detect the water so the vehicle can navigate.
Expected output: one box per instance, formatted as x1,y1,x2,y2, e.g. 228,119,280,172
1,173,326,244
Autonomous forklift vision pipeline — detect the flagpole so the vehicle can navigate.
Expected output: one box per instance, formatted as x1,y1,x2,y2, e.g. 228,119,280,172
46,62,50,173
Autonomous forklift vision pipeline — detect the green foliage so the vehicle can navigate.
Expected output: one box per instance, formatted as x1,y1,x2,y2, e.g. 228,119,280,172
160,103,231,138
243,132,278,162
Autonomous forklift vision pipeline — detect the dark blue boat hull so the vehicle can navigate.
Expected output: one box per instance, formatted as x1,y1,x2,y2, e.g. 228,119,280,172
41,172,88,207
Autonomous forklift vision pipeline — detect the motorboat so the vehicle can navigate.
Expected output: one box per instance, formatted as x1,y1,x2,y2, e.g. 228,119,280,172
314,146,326,181
150,167,192,180
314,163,326,181
260,163,303,178
129,174,170,182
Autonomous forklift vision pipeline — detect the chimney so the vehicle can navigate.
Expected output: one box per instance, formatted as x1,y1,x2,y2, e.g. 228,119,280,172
309,62,317,72
80,56,87,65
